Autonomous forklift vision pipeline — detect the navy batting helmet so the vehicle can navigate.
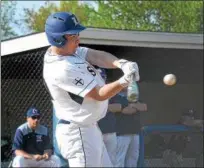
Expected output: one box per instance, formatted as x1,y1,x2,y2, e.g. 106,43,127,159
45,12,86,47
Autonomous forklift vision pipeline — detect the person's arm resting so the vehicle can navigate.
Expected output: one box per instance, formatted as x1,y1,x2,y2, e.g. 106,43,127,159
183,119,203,127
15,150,34,159
121,102,147,115
122,105,138,115
108,103,122,113
129,102,148,112
43,135,53,158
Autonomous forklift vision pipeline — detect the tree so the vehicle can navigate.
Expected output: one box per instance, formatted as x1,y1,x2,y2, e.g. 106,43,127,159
23,1,203,33
1,1,18,40
89,1,203,33
23,1,95,33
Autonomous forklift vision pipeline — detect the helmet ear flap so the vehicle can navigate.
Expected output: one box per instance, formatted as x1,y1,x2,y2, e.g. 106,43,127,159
53,35,67,46
46,33,68,47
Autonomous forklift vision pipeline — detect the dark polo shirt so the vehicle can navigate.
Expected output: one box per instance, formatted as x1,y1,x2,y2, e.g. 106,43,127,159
113,93,141,135
12,122,51,156
98,97,116,134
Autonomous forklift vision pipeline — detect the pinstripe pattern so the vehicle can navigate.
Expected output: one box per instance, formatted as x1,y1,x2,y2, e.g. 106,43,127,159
79,127,86,167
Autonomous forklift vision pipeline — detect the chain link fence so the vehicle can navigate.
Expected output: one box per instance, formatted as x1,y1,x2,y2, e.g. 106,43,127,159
1,47,53,163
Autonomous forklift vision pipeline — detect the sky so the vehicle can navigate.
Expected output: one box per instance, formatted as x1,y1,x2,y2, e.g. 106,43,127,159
16,1,55,10
14,1,60,35
14,1,97,35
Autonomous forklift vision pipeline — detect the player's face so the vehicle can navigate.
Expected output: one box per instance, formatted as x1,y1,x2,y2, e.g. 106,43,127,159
27,115,40,129
65,34,80,53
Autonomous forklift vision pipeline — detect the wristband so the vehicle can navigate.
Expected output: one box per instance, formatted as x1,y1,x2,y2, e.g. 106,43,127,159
118,59,128,69
118,76,129,87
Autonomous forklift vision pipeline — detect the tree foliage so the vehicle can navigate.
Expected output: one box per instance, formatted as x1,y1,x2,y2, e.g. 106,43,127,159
23,1,95,33
90,1,203,33
1,1,18,40
23,1,203,33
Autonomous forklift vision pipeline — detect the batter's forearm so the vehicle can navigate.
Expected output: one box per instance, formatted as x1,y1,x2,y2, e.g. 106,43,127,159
15,149,33,159
86,49,121,69
86,80,124,101
98,81,125,100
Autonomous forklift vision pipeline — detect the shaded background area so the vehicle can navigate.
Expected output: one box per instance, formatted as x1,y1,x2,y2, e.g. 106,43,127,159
1,45,203,161
89,45,203,125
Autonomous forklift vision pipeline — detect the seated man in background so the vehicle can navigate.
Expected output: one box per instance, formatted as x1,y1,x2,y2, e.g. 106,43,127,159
163,109,203,167
181,109,203,129
12,107,61,167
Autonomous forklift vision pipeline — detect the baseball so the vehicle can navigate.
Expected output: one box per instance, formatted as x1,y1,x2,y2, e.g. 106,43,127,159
163,74,177,86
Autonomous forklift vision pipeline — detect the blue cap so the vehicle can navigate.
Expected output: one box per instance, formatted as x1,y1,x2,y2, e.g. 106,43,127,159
26,107,40,117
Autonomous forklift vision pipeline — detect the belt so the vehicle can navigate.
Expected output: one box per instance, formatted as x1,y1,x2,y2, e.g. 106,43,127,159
58,119,70,125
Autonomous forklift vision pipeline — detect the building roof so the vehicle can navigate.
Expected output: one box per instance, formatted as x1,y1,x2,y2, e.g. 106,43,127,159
1,28,203,56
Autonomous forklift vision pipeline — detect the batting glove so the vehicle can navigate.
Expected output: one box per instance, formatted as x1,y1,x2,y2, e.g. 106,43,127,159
118,59,140,81
118,72,136,87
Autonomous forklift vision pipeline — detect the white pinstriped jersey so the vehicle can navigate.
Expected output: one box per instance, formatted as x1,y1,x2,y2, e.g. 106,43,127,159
43,47,108,125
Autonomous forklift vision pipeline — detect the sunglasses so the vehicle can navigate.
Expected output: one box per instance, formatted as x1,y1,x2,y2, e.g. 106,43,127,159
66,33,79,39
31,116,40,120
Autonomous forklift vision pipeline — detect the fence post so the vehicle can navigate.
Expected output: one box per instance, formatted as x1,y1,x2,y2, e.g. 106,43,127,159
138,127,145,167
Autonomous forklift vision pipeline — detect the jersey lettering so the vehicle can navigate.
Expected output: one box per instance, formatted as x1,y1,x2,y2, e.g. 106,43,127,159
87,66,96,76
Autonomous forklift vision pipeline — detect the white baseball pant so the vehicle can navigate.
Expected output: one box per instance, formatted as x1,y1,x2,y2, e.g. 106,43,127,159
12,155,61,167
103,132,117,167
56,122,112,167
115,134,140,167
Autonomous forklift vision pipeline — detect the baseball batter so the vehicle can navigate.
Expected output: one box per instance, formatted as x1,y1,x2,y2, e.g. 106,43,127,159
43,11,140,167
